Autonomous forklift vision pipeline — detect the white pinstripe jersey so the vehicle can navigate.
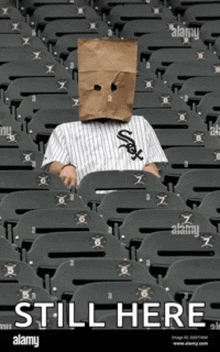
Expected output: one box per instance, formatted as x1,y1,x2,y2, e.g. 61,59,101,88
41,115,168,184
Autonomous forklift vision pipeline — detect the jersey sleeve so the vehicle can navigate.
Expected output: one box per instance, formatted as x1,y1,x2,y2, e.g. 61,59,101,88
41,125,70,169
144,119,168,165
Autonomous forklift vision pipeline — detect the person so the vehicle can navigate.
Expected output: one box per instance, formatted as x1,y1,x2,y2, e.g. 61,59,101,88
41,38,168,187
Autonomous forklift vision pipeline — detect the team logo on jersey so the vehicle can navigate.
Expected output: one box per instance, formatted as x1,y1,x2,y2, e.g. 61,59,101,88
117,130,143,161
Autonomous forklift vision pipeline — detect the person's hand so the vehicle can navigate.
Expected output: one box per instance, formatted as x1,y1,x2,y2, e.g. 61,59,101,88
143,163,160,178
59,165,77,188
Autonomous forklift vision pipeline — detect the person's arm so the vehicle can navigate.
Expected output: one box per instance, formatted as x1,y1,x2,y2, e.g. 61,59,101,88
49,161,77,187
143,163,160,178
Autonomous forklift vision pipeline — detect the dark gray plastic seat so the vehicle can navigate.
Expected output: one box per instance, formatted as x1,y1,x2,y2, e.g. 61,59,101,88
119,209,216,248
50,258,155,299
27,231,129,272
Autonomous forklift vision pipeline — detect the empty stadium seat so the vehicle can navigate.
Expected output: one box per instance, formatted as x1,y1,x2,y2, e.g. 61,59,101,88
0,237,20,260
50,258,155,300
107,4,176,31
162,258,220,301
12,208,109,248
16,95,79,123
138,33,206,62
120,19,184,39
161,147,220,183
198,191,220,229
196,91,220,123
182,4,220,27
0,190,88,227
163,61,220,92
77,170,167,210
0,170,68,202
174,170,220,208
4,77,79,106
97,190,189,227
119,209,215,248
26,231,129,274
148,48,220,75
136,230,220,275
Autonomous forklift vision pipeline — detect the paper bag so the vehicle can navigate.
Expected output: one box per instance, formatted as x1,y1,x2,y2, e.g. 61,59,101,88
77,38,138,121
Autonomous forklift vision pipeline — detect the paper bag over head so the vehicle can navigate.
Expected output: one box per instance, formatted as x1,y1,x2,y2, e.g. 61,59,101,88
77,38,138,122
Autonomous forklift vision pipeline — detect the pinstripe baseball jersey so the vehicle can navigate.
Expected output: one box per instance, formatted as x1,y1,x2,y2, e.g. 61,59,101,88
41,115,168,184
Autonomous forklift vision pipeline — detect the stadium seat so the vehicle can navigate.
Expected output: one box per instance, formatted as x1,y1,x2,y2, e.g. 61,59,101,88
169,0,220,15
138,33,206,62
76,170,167,210
213,36,220,59
0,259,43,286
0,190,88,227
26,231,129,274
148,48,220,75
0,34,47,48
0,19,32,35
163,61,220,92
162,258,220,301
16,95,79,124
136,230,220,275
0,148,44,170
107,4,176,31
0,129,38,149
20,0,90,15
0,5,24,20
0,47,57,66
30,4,100,31
3,77,79,106
0,61,73,88
188,282,220,324
135,108,207,130
120,19,184,39
200,20,220,47
50,258,155,300
0,170,68,202
156,129,220,149
178,76,220,108
97,190,189,227
133,91,188,110
161,147,220,183
197,191,220,230
182,4,220,27
174,170,220,208
12,208,109,248
118,209,215,248
41,18,109,46
95,0,161,15
0,237,20,260
196,91,220,123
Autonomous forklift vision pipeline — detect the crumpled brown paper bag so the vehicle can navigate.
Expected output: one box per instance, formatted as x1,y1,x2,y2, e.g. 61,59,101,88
77,38,138,121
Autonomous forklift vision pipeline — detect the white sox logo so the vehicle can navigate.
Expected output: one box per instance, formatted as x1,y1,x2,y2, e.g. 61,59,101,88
117,130,143,161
